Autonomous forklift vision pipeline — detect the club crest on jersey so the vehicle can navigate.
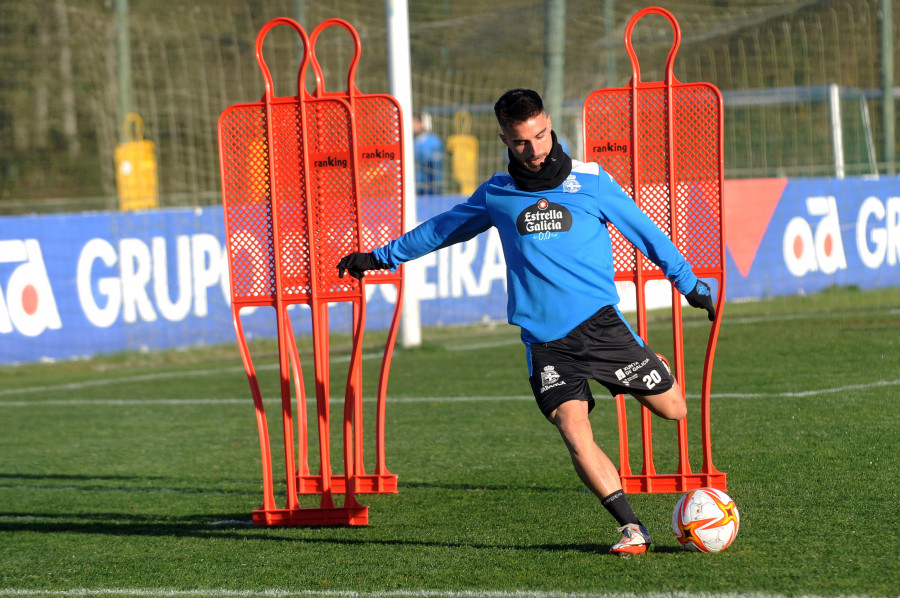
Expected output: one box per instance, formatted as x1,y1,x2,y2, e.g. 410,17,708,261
516,199,572,236
562,174,581,193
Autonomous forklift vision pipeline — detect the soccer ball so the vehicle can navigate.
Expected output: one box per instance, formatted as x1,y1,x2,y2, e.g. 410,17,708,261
671,487,739,553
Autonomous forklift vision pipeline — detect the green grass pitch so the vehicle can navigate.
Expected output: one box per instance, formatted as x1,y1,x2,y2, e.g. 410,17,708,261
0,287,897,597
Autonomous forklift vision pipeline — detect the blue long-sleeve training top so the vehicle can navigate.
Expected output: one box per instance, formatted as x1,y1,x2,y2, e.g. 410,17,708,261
373,160,699,344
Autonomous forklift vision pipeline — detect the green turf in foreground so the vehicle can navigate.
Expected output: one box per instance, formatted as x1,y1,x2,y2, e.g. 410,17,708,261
0,287,897,597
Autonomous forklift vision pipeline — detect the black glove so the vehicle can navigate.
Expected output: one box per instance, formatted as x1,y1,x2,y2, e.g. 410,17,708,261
336,252,388,279
685,279,716,322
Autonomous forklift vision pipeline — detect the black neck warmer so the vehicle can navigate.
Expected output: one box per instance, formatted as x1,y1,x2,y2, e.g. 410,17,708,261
506,130,573,192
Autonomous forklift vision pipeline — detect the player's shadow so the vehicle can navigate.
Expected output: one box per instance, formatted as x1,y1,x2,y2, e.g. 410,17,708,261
0,511,686,555
0,472,684,555
0,472,156,481
0,472,252,496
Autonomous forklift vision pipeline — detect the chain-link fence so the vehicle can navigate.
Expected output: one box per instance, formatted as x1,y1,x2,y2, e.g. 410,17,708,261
0,0,897,213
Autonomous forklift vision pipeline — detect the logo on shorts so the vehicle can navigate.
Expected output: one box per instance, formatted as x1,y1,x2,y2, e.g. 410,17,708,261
539,365,567,393
613,358,651,386
541,365,560,386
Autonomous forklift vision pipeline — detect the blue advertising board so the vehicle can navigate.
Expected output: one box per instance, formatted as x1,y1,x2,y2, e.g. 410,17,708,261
0,175,897,364
723,176,900,299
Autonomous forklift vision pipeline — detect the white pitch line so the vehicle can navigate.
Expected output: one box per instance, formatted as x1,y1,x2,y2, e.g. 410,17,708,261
0,352,385,397
1,304,893,399
0,395,536,408
1,377,899,408
0,589,886,598
709,378,900,398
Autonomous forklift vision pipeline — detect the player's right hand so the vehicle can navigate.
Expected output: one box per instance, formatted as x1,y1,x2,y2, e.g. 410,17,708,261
337,252,388,279
685,279,716,321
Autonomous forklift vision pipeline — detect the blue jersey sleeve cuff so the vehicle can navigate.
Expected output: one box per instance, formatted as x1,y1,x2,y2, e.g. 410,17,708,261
675,271,699,296
371,246,398,270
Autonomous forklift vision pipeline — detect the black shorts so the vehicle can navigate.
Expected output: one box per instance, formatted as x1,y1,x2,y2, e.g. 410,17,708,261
527,306,675,420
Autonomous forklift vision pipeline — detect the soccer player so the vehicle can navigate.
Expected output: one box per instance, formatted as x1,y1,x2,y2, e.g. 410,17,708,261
337,88,716,555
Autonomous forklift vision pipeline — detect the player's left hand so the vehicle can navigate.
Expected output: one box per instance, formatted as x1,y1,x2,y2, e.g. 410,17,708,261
686,280,716,321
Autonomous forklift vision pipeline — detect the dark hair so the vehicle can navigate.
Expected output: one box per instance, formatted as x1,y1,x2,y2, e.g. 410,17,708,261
493,88,544,130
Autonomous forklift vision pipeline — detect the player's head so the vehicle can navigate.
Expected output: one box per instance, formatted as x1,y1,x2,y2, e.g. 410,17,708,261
494,88,545,130
494,88,554,173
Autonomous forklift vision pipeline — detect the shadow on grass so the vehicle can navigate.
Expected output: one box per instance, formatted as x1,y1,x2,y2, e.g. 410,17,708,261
1,472,681,555
0,510,686,555
0,472,255,495
0,473,169,481
0,472,571,499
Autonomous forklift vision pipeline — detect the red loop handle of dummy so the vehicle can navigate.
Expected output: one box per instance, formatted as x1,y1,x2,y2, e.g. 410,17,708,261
254,17,310,100
624,6,681,85
308,18,362,98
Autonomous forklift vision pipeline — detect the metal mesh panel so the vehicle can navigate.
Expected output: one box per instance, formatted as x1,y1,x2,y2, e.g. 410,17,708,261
583,89,637,275
355,95,403,281
220,94,405,302
269,102,312,300
584,89,633,192
673,84,723,270
635,88,669,274
219,104,277,303
584,84,723,279
305,99,359,296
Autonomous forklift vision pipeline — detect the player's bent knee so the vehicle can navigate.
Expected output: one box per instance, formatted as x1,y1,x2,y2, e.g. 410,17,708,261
655,393,686,420
666,400,688,421
657,384,687,420
632,390,686,421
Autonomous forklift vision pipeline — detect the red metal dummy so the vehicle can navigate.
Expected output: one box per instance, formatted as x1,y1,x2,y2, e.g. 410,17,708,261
218,17,403,525
582,6,727,493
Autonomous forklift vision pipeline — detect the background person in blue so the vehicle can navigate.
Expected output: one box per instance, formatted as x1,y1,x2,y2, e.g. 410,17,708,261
413,112,443,195
338,89,716,556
